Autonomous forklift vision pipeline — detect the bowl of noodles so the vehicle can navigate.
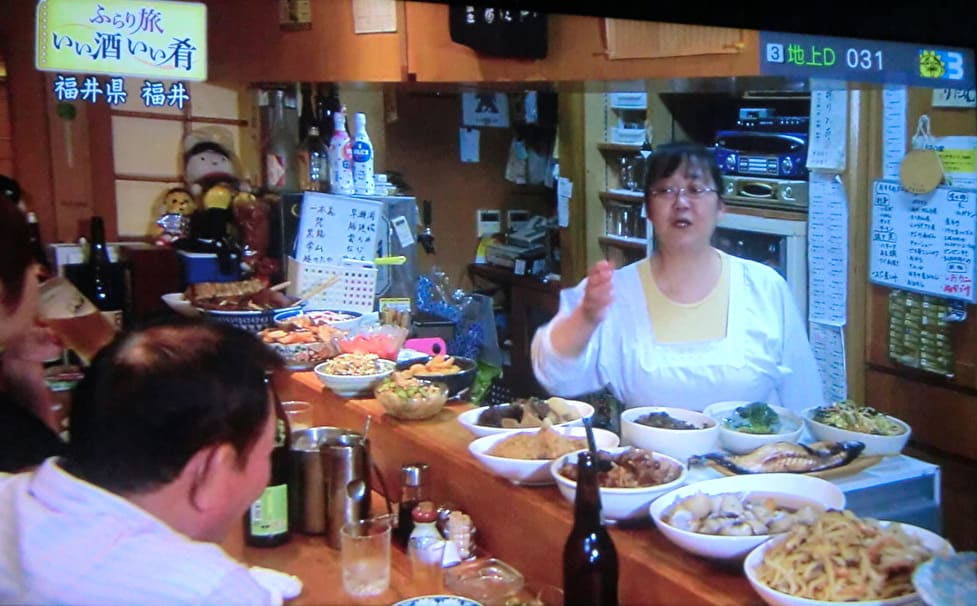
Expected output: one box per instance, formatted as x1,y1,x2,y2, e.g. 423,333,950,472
801,401,911,457
468,425,620,486
743,509,953,606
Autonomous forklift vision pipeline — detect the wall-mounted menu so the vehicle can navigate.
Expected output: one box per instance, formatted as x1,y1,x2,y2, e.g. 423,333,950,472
869,180,976,303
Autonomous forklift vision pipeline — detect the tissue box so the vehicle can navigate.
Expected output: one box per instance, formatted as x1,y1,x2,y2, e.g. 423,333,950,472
177,251,241,285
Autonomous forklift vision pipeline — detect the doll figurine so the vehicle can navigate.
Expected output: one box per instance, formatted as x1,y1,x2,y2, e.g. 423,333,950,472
152,187,196,246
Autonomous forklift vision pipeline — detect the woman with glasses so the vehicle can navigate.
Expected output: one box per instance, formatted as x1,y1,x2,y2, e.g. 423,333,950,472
531,142,821,413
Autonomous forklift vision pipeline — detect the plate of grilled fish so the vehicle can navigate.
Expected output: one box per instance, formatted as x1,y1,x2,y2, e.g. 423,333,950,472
688,440,882,478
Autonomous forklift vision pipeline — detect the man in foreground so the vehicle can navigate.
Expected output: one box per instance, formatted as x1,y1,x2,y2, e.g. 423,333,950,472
0,319,288,605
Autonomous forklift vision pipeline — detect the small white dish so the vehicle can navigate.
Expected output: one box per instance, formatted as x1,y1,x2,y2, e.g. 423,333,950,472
161,292,199,317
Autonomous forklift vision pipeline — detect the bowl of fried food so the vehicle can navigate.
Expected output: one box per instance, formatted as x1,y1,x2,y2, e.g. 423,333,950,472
313,353,396,398
468,424,619,485
258,322,346,371
457,397,595,438
188,279,302,333
551,446,687,521
374,371,449,420
398,354,477,400
743,509,952,606
802,400,911,457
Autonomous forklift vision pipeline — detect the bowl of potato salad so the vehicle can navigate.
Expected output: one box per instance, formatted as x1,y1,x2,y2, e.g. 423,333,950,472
314,353,396,398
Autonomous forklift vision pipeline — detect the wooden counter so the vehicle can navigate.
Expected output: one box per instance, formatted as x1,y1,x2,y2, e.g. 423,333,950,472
245,372,760,606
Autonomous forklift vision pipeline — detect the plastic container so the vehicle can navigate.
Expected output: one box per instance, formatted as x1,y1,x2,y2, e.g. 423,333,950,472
177,251,241,284
443,557,525,606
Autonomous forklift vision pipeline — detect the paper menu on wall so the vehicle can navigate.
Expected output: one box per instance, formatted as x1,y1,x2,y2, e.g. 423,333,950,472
808,172,849,326
810,321,848,402
882,85,908,180
294,192,382,266
807,80,848,171
869,180,976,302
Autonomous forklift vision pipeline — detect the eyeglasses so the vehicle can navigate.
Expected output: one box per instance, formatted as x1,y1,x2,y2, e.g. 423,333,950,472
648,186,718,201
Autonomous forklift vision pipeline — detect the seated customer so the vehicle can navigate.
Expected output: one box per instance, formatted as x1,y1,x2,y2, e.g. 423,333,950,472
0,319,285,605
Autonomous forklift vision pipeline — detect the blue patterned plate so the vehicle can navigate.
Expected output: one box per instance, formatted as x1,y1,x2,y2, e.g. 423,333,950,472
913,551,977,606
392,596,483,606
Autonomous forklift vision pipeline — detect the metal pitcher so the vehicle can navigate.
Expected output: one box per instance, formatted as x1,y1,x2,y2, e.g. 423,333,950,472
289,427,372,548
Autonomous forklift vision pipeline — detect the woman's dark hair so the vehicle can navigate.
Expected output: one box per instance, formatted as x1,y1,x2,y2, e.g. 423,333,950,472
64,318,284,494
0,192,33,312
643,141,724,197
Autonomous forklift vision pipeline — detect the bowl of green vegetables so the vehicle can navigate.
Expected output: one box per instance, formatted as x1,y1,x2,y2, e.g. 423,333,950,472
702,401,803,454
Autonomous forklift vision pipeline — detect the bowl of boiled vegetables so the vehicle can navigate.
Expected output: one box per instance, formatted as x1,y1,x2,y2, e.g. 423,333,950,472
801,400,911,457
702,401,803,454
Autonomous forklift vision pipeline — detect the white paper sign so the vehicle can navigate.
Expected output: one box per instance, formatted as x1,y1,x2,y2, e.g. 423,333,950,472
882,85,908,181
869,180,977,302
809,321,848,402
460,128,480,163
931,88,977,108
462,92,510,128
807,80,848,171
294,192,383,265
808,172,849,326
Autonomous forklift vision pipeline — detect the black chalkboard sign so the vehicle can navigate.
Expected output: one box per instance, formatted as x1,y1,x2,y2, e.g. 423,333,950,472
449,5,547,59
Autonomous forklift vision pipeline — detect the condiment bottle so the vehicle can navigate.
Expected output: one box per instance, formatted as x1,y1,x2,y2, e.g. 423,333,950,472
244,374,291,547
326,110,354,194
351,112,375,195
395,463,429,547
408,501,447,592
408,501,442,543
562,450,618,606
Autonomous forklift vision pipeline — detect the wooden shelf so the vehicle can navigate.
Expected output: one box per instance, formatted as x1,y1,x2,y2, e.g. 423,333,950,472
597,142,641,153
599,190,645,204
599,235,647,251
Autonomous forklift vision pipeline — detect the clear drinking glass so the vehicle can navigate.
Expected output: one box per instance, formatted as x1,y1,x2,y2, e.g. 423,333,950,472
281,400,314,430
340,516,392,597
37,276,118,365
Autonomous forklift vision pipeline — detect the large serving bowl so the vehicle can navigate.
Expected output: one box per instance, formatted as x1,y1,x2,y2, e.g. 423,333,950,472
161,292,199,317
550,446,687,521
703,401,804,455
199,303,304,334
273,308,363,332
648,473,846,561
743,517,953,606
620,406,720,464
313,355,396,398
801,406,911,457
468,426,620,485
398,355,478,400
457,399,595,438
374,374,449,420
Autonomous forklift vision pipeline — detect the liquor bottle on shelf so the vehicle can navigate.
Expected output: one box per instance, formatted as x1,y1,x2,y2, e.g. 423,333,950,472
296,125,327,192
245,374,292,547
25,211,52,277
562,449,619,606
297,82,315,142
352,112,375,195
327,110,354,195
87,216,124,330
263,89,298,193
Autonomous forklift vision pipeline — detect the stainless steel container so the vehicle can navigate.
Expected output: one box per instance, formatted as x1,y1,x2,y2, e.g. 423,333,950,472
289,426,372,548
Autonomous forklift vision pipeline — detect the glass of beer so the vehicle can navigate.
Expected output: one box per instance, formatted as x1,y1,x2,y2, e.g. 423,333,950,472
37,276,118,365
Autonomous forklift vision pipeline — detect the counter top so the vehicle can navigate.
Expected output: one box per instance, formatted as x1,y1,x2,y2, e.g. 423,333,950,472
260,372,758,606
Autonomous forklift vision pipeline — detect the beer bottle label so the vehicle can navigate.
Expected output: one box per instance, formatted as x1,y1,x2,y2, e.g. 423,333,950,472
249,484,288,537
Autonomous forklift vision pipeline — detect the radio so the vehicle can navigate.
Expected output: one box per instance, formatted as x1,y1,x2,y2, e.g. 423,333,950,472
721,175,809,210
713,131,808,179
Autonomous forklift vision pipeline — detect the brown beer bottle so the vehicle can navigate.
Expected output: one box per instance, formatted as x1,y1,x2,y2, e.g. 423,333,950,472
562,450,619,606
244,374,292,547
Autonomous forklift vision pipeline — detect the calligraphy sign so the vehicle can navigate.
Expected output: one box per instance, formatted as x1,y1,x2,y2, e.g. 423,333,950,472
294,192,382,267
35,0,207,82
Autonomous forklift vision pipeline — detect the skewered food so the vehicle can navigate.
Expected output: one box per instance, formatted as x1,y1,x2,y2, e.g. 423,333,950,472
187,278,295,311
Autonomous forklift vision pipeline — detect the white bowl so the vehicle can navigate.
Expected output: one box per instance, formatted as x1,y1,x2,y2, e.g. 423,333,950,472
468,427,620,486
743,519,953,606
550,446,687,521
620,406,720,465
703,401,804,455
801,406,911,457
457,400,595,438
313,358,395,398
161,292,199,317
648,473,846,561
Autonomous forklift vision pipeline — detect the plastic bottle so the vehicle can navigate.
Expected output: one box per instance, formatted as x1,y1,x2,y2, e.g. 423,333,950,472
562,449,619,606
244,374,292,547
327,110,354,194
352,112,375,195
297,125,327,192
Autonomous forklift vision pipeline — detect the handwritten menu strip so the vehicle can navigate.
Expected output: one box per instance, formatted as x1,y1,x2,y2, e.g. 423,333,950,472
870,180,976,302
806,80,848,171
808,172,849,325
294,192,382,266
810,321,848,402
881,85,908,181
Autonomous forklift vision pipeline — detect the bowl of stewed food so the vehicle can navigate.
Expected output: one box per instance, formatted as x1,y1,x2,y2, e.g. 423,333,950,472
550,446,687,521
457,396,594,438
801,400,911,457
620,406,720,465
649,473,846,561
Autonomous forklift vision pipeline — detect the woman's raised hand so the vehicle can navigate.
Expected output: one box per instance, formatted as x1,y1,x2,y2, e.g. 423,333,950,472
580,260,614,325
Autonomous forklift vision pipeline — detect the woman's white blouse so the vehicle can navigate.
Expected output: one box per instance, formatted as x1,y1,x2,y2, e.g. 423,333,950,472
531,254,824,413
